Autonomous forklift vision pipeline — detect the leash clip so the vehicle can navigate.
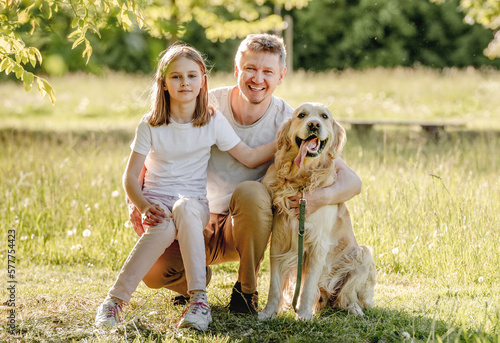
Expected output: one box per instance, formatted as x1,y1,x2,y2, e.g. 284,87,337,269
299,188,307,205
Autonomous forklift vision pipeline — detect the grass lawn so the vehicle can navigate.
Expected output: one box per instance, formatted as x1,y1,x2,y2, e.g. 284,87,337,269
1,69,499,342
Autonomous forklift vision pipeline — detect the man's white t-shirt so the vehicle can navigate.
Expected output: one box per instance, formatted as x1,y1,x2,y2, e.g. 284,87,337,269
131,111,241,198
207,86,294,214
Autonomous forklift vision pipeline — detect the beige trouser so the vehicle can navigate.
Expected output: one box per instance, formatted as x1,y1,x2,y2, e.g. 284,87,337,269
142,181,273,295
110,195,209,303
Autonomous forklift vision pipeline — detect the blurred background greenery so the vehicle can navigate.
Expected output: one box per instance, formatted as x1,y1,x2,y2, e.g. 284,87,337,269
1,0,500,81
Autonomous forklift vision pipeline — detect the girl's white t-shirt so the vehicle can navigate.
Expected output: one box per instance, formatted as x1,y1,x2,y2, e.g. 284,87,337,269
131,111,241,198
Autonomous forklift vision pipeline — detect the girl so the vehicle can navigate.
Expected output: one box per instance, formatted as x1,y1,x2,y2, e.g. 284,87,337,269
94,44,276,331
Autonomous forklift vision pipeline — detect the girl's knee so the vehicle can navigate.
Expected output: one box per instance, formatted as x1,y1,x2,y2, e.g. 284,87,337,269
144,217,176,242
172,197,190,214
172,197,209,227
173,197,206,216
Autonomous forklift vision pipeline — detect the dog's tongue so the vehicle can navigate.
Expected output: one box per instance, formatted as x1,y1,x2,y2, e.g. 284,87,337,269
294,138,319,168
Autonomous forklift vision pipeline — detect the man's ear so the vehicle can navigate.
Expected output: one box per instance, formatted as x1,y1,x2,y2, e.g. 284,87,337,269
278,67,287,85
234,61,240,78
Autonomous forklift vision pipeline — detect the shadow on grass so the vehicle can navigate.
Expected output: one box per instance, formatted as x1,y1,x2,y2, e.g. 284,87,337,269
4,304,493,343
3,126,499,150
347,126,500,144
208,306,456,343
0,127,135,147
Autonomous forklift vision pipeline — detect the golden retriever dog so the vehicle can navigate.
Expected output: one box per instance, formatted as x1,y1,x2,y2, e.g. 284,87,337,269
258,103,376,321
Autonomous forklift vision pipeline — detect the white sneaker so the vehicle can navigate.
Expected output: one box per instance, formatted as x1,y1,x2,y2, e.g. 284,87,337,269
176,292,212,331
95,297,123,328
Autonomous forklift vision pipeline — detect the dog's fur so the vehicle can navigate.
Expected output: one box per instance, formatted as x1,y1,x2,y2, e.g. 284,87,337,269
258,103,376,321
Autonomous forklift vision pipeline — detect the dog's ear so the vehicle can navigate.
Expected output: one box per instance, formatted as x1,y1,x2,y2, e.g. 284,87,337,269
277,118,293,151
332,119,346,155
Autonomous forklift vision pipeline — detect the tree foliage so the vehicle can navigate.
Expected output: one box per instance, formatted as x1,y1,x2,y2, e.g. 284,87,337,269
432,0,500,58
2,0,499,104
0,0,308,103
291,0,500,71
0,0,147,103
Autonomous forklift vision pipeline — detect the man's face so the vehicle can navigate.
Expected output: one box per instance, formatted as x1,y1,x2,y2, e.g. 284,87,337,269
235,50,285,105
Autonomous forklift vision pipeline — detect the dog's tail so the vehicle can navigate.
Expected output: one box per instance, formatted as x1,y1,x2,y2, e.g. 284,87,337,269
317,245,376,314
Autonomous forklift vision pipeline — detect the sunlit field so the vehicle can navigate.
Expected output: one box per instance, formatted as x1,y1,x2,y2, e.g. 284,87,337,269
1,69,499,342
1,67,500,131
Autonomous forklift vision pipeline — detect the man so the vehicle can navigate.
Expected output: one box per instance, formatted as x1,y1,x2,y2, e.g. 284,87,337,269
131,33,362,316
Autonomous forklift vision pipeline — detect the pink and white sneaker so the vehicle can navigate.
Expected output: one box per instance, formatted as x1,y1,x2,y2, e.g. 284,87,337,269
95,297,123,328
176,291,212,331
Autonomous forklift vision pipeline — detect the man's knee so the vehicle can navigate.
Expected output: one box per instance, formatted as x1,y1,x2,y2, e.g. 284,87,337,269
232,181,272,213
142,273,165,289
231,181,273,241
142,259,185,290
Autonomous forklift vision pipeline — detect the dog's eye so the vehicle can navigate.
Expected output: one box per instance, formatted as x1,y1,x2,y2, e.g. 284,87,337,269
321,113,329,119
298,112,306,118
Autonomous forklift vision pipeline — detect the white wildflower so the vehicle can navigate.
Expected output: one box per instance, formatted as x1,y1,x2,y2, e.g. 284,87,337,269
82,229,91,237
478,276,484,283
111,190,120,198
392,247,399,255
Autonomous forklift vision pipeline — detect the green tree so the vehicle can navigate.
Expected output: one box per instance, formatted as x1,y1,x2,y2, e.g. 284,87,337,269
291,0,500,71
432,0,500,58
0,0,309,103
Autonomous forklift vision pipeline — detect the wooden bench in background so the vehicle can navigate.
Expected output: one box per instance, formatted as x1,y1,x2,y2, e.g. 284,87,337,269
338,119,466,139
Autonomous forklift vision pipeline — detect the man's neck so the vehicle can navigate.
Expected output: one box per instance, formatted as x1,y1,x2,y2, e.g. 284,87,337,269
230,86,272,126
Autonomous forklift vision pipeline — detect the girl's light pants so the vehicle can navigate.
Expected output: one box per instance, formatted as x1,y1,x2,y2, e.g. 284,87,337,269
139,181,273,295
109,195,209,303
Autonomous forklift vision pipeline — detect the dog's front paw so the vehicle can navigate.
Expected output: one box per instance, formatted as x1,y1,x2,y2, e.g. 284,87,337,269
347,303,364,316
295,309,313,321
258,308,276,320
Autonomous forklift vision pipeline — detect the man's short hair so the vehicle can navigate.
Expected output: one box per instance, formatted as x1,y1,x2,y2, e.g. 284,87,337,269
235,34,286,71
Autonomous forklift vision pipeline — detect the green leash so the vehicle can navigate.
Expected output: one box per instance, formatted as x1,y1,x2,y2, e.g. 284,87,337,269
292,189,307,312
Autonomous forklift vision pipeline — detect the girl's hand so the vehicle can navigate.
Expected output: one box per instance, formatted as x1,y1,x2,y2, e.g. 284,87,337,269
141,203,167,226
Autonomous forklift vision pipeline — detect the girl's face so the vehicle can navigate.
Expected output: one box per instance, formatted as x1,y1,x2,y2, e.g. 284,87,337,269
163,57,205,106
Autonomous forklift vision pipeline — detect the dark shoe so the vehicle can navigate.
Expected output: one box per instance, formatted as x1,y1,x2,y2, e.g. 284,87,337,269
228,281,258,315
172,294,190,306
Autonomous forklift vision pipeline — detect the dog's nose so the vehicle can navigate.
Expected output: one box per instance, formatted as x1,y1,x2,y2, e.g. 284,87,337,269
308,121,321,131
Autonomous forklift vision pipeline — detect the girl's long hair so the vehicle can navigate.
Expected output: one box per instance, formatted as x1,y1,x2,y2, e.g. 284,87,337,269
148,43,214,127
